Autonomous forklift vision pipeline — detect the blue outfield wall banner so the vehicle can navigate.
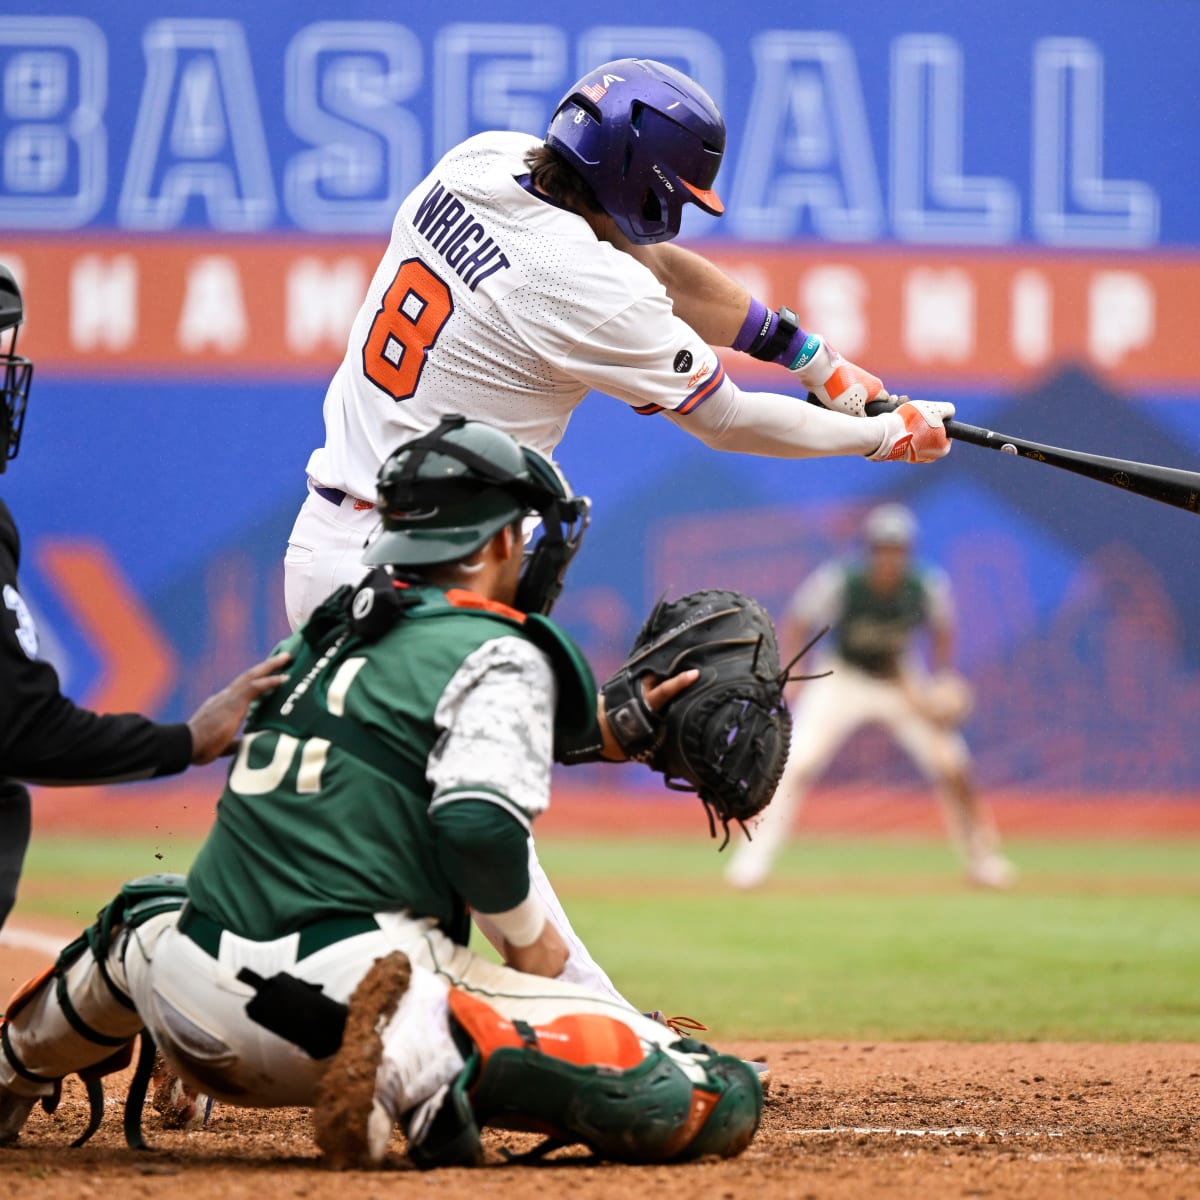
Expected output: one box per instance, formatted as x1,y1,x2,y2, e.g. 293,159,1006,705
0,2,1194,246
2,2,1199,801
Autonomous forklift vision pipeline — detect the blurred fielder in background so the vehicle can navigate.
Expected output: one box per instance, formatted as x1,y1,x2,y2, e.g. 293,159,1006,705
726,503,1017,891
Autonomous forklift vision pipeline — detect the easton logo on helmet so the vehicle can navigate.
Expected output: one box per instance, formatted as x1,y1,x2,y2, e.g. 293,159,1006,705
673,350,693,373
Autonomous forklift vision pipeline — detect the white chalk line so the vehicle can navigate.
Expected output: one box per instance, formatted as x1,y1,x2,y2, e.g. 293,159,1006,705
788,1126,1066,1139
0,925,65,956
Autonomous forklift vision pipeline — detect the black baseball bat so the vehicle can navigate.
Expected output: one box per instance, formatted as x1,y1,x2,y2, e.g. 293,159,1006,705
859,398,1200,515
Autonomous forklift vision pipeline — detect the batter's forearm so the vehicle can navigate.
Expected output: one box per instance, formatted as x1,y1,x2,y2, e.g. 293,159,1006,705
627,243,750,345
670,378,885,459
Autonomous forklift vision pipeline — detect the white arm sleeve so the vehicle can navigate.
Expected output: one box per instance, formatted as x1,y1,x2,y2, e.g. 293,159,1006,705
665,375,887,459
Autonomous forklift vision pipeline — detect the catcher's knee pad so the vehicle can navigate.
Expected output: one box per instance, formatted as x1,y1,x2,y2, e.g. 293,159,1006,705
0,874,187,1095
420,990,762,1166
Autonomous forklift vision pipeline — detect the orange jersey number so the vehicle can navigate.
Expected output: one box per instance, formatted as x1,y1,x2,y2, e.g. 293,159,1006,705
361,258,454,401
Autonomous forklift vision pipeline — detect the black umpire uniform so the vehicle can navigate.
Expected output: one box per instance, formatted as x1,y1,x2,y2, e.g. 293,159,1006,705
0,265,199,931
0,498,194,927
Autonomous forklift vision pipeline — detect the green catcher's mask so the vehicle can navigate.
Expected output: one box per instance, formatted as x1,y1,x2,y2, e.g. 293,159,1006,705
363,414,591,616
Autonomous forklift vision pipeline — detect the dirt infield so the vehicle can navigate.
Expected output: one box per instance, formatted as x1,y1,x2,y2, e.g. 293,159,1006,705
1,943,1196,1200
0,1038,1195,1199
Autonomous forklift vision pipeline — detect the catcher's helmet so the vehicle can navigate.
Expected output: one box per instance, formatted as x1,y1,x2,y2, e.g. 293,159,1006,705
365,415,590,616
0,265,33,474
545,58,725,245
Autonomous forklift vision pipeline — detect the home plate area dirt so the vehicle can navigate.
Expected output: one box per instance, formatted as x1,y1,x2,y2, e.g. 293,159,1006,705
1,1040,1196,1199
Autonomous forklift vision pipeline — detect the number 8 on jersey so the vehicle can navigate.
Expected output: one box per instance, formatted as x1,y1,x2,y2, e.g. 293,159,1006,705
362,258,454,402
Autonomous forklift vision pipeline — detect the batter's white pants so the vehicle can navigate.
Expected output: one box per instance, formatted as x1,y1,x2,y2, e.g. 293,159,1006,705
283,487,634,1011
726,661,973,889
1,909,685,1112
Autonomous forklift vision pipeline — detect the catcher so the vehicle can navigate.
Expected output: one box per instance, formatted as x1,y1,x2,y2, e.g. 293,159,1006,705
0,416,787,1167
726,503,1017,891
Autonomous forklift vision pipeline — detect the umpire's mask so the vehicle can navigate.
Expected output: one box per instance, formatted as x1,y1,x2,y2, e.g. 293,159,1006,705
0,265,33,474
365,414,590,616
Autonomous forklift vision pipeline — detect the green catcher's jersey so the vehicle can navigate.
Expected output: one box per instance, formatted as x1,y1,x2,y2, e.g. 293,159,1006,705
187,583,596,943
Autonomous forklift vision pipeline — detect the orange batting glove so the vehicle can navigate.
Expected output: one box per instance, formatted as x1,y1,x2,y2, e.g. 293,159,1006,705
791,334,888,417
867,400,955,463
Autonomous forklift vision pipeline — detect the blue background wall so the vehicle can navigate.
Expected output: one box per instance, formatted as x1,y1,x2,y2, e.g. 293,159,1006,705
4,2,1198,800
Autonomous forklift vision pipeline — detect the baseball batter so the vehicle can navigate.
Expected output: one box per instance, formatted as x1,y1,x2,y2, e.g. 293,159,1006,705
725,504,1017,890
0,419,761,1168
285,58,955,628
283,58,957,1003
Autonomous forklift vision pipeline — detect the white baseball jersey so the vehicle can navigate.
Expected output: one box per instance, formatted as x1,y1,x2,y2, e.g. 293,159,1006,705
305,131,725,500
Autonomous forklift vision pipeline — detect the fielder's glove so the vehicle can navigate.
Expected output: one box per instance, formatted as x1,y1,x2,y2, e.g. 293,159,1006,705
906,671,975,726
600,589,809,847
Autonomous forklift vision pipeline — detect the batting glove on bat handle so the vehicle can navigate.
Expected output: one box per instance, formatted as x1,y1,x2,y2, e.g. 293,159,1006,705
865,396,966,439
867,399,956,463
793,335,888,417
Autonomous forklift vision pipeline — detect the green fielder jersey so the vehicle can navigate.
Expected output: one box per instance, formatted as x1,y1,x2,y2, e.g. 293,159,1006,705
834,567,932,677
186,583,596,944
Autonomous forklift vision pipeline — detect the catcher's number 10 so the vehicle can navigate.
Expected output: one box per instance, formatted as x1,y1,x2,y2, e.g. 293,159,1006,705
228,657,368,796
362,257,454,402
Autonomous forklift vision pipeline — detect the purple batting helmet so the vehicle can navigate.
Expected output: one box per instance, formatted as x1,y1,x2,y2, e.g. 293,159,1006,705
545,58,725,245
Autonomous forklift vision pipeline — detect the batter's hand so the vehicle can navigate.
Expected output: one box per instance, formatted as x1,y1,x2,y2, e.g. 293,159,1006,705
792,334,887,417
868,400,955,463
187,652,292,764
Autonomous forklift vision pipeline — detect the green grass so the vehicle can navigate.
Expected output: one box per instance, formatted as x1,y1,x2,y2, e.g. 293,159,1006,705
11,834,1200,1042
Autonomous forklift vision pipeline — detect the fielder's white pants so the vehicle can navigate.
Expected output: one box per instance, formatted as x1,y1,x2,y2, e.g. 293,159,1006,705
283,488,634,1011
726,661,970,888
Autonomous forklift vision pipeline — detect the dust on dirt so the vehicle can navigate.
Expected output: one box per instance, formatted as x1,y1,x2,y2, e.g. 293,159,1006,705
1,1039,1196,1199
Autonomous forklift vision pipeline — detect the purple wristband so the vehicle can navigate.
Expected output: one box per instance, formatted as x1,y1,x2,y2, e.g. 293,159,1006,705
733,298,773,353
733,298,811,366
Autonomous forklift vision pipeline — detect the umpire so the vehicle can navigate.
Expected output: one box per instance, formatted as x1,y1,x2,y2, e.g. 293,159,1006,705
0,264,288,930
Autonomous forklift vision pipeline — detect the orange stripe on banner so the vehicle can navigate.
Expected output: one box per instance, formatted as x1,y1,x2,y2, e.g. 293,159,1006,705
37,540,178,717
6,237,1200,391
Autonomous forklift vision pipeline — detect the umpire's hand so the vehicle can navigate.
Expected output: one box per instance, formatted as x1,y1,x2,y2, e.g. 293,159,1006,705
186,652,292,764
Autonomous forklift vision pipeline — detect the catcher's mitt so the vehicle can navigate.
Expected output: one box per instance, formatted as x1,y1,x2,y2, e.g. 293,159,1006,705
600,589,809,846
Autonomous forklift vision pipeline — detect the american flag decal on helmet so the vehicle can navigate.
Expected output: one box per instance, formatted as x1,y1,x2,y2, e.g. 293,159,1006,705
581,83,608,103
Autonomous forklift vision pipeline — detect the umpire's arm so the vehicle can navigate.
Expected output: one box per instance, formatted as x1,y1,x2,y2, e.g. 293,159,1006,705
0,550,191,781
1,574,289,783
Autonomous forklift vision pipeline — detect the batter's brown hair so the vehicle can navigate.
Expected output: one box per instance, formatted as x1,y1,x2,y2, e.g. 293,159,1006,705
523,143,604,215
